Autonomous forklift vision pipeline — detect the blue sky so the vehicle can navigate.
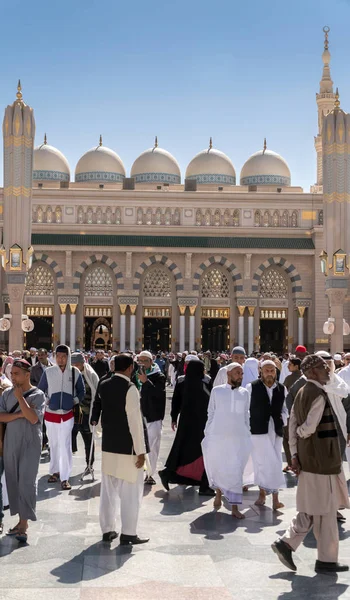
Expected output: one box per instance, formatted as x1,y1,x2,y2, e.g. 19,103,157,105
1,0,350,189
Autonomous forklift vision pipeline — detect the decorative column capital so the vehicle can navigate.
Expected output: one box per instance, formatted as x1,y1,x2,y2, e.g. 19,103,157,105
179,305,186,316
248,306,255,317
237,305,246,317
129,304,137,315
297,306,306,317
119,303,127,315
59,303,67,315
189,305,196,316
69,303,77,315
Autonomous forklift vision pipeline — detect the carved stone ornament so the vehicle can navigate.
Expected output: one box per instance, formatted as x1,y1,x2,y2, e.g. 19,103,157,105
118,297,139,306
58,296,79,304
177,298,198,307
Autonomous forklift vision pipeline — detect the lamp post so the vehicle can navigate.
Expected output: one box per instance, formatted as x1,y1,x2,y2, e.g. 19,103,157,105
320,249,349,353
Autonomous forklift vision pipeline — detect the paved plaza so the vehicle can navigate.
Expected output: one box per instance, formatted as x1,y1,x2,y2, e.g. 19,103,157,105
1,391,350,599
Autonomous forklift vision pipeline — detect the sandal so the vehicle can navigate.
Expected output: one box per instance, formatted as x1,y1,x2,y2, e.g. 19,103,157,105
61,480,71,490
15,531,28,543
6,526,20,536
48,473,60,483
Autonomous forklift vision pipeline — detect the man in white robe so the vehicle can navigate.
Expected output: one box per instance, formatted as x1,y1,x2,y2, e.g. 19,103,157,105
202,363,252,519
247,360,287,510
213,346,246,387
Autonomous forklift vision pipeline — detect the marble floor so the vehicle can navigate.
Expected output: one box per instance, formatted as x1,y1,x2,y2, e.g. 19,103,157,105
1,390,350,599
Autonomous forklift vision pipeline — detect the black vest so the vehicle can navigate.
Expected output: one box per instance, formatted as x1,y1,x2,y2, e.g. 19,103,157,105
250,379,285,437
99,374,149,455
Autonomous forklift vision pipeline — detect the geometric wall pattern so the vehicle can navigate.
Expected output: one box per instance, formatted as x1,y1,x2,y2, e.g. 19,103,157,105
143,268,172,297
133,255,184,292
73,254,124,290
193,256,243,293
259,267,288,299
252,256,302,294
32,252,64,289
201,268,230,298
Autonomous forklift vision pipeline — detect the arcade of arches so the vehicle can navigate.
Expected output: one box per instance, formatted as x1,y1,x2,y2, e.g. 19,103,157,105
3,257,309,354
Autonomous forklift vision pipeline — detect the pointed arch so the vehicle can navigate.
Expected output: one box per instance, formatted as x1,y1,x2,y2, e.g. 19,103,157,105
133,255,184,292
252,257,302,294
192,256,243,293
32,252,64,289
73,254,124,290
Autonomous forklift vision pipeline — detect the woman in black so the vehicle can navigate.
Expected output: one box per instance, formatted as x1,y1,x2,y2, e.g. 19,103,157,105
159,360,214,495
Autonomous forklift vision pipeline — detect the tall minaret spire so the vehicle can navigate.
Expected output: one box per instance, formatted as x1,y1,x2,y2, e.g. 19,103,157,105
312,26,336,191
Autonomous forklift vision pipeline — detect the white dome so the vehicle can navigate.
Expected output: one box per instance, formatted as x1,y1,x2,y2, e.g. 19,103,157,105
240,143,291,186
131,138,181,184
75,139,125,183
186,140,236,185
33,138,70,182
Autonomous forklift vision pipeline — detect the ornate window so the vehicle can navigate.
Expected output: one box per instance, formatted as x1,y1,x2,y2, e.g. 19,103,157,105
137,208,143,225
291,210,298,227
115,208,121,225
196,209,203,226
282,210,289,227
87,207,93,224
106,207,112,224
318,209,323,225
272,211,280,227
214,209,221,226
165,209,171,225
263,211,270,227
155,208,162,225
146,208,152,225
204,210,211,226
233,209,239,226
46,206,52,223
37,206,43,223
254,210,262,227
96,208,103,224
55,206,62,223
259,268,288,299
84,266,113,297
32,207,37,223
201,268,230,298
174,208,180,225
77,206,84,224
143,268,171,297
223,209,230,225
25,265,54,296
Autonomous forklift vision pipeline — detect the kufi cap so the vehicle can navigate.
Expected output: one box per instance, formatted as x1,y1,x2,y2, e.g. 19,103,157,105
301,354,325,373
231,346,246,356
334,353,342,361
29,347,37,351
55,344,69,355
260,360,276,368
138,351,153,360
12,359,31,372
71,352,85,364
315,351,332,360
185,354,200,363
226,362,243,372
295,345,307,353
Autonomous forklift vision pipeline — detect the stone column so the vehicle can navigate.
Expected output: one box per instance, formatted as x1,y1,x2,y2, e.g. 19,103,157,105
189,305,196,351
7,279,25,350
179,305,186,351
237,306,246,348
129,304,137,352
297,306,305,347
248,306,255,355
59,303,67,345
69,304,77,350
326,282,347,354
119,304,127,351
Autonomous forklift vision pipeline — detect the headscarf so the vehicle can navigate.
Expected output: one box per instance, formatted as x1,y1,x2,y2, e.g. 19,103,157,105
2,356,14,382
242,357,259,388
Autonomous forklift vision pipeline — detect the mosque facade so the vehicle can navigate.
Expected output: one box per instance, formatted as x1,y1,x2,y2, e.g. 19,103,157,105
0,27,348,355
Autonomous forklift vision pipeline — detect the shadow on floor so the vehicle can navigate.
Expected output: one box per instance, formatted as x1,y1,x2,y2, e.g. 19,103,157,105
270,572,349,599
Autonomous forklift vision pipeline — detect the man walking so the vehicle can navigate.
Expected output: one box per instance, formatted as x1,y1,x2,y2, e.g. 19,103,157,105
272,355,349,573
0,359,46,542
38,345,85,490
247,360,287,510
91,350,110,380
91,354,149,545
70,352,99,476
135,351,166,485
213,346,246,387
30,348,53,387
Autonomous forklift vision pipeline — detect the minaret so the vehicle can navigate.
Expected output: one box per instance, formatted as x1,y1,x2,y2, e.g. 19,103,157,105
312,26,336,192
322,90,350,352
2,81,35,349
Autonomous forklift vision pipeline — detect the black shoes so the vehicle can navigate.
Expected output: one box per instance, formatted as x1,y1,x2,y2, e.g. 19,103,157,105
102,531,118,542
315,560,349,573
271,539,297,571
158,469,170,491
144,475,156,485
198,487,215,497
120,534,149,546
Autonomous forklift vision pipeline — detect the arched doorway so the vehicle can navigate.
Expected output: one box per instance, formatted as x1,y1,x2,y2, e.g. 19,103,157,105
83,266,113,350
259,268,288,353
142,268,172,352
24,264,55,350
200,268,230,351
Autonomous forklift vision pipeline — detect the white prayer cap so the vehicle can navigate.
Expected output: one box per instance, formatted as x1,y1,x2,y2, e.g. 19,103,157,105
260,360,276,369
315,350,332,360
226,362,243,372
334,353,342,361
185,354,200,363
138,351,153,360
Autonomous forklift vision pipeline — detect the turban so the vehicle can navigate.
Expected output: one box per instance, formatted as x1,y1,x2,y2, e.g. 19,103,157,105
301,354,325,373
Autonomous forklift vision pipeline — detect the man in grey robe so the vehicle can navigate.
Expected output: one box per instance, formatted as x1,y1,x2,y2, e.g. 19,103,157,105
0,359,45,543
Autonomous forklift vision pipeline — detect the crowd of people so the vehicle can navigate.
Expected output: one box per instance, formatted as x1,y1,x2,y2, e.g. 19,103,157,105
0,342,350,573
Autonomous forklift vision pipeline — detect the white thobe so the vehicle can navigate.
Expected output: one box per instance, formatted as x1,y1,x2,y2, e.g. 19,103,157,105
279,360,290,385
202,384,252,502
247,382,288,492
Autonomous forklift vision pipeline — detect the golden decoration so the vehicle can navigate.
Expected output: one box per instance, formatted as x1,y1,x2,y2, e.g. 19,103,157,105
179,305,186,315
209,137,213,150
4,186,31,197
59,303,67,314
237,305,246,317
189,305,197,316
16,79,22,101
129,304,137,315
119,303,127,315
263,137,267,153
297,306,306,317
334,87,340,109
323,25,330,50
69,303,77,315
248,306,255,317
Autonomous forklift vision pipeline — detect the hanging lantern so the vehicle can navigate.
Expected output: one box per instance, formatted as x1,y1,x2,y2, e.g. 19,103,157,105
0,318,11,331
343,320,350,336
323,319,335,335
21,319,34,332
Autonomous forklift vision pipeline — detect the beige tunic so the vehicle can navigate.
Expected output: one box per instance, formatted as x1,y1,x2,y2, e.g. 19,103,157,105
102,374,147,483
289,389,350,515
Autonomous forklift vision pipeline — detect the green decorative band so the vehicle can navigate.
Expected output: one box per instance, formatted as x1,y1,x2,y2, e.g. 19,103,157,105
241,174,290,186
33,170,69,182
75,171,125,183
